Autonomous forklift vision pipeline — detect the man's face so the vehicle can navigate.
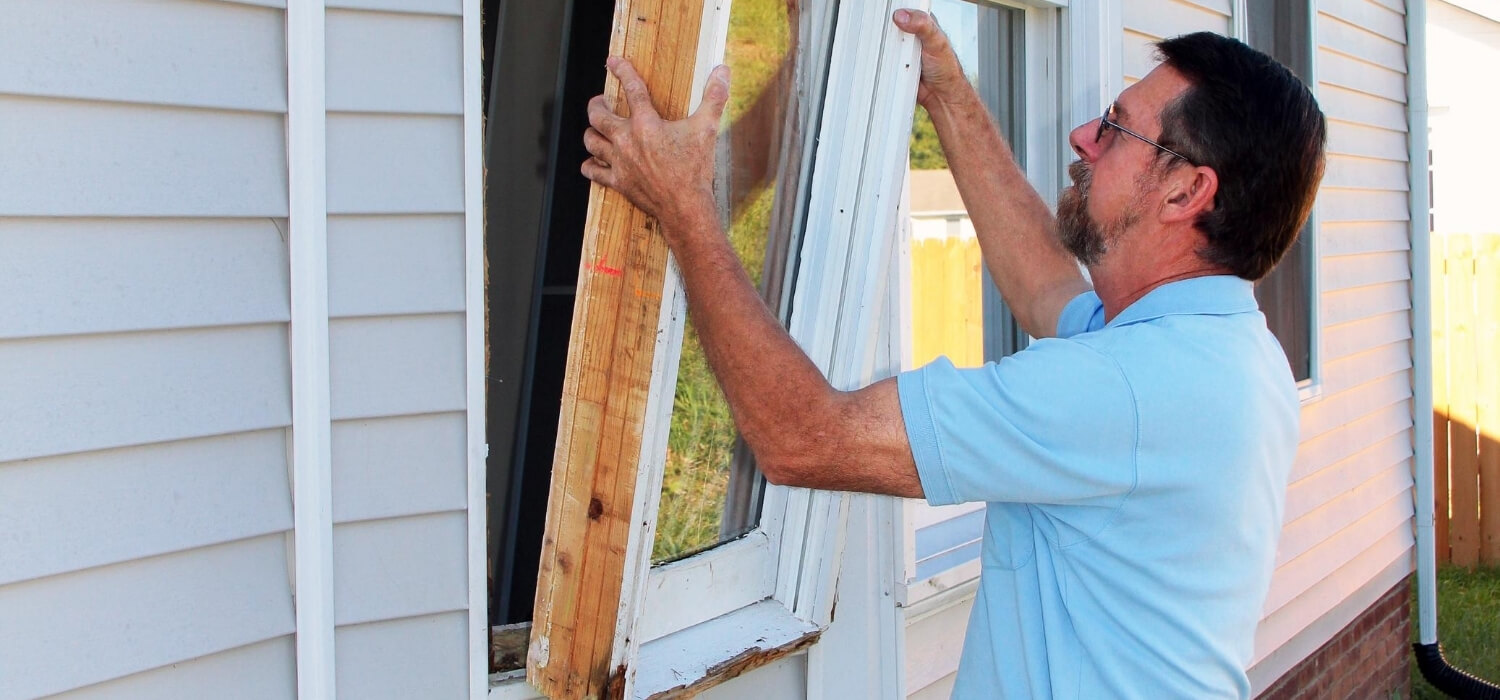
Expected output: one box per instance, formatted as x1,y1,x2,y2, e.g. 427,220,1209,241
1057,66,1193,266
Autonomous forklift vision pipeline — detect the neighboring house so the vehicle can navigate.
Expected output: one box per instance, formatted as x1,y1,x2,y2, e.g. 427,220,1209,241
0,1,1431,699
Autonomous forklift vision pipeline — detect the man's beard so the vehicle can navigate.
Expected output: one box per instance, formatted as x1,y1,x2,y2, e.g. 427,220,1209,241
1056,160,1142,266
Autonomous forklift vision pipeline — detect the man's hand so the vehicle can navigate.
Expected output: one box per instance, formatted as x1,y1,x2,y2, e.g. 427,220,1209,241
581,57,731,238
892,9,969,112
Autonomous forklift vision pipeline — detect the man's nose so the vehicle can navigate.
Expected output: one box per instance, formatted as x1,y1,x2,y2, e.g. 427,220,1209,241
1069,119,1101,161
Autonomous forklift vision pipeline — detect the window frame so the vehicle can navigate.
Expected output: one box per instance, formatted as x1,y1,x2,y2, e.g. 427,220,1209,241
896,0,1072,607
1233,0,1325,403
480,0,931,696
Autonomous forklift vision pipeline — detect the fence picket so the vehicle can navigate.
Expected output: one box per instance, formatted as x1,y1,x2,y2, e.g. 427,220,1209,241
1447,234,1481,567
1433,233,1451,563
1476,235,1500,563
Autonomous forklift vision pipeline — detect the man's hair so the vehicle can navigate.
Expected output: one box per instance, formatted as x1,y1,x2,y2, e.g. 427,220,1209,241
1153,32,1327,281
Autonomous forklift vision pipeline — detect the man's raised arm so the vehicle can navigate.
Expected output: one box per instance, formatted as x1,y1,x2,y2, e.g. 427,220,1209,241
894,10,1090,339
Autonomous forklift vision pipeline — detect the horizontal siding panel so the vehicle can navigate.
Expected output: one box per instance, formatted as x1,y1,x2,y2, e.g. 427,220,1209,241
0,218,289,339
326,0,460,15
56,636,295,700
1254,529,1411,667
1278,462,1413,565
0,430,291,586
1317,49,1406,102
1321,280,1410,327
911,674,958,700
1300,369,1411,439
335,611,468,700
915,509,984,561
1317,84,1408,133
1317,13,1406,72
1319,0,1407,45
218,0,288,7
327,114,463,214
1289,424,1412,517
1326,120,1410,161
332,412,467,523
0,534,295,699
1321,250,1411,292
911,501,985,530
1317,187,1409,223
328,215,464,318
326,10,462,114
0,324,292,463
1122,30,1160,81
1323,309,1411,360
1322,154,1410,191
904,595,974,695
1264,489,1413,614
1318,339,1412,397
329,313,465,420
0,0,285,112
1122,0,1230,41
332,511,467,626
0,96,288,217
1320,220,1410,256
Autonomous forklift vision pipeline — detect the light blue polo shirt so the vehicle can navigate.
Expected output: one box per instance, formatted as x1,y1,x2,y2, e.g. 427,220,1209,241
898,275,1299,699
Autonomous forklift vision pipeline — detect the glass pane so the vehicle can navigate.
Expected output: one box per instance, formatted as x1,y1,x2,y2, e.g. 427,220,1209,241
908,0,1026,369
652,0,811,564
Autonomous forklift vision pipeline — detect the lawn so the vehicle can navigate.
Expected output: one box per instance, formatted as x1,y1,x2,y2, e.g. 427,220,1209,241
1411,565,1500,699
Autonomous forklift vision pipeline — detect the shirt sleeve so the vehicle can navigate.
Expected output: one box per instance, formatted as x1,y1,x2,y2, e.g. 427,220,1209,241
1056,290,1106,338
896,342,1138,507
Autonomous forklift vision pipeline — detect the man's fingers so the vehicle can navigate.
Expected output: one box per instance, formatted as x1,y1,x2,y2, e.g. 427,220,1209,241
691,65,731,128
580,157,614,188
582,127,614,163
607,57,659,120
587,95,625,136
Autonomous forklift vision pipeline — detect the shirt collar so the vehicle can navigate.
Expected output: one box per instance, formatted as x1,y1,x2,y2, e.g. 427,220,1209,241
1106,275,1260,328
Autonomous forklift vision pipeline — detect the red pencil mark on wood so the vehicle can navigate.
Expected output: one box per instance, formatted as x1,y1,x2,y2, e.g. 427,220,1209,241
587,254,624,277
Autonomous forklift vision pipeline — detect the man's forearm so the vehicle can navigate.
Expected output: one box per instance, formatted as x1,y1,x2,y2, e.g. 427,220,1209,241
660,209,842,480
924,88,1089,338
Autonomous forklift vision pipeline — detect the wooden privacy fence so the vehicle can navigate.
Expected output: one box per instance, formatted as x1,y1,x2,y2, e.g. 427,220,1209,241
1432,233,1500,567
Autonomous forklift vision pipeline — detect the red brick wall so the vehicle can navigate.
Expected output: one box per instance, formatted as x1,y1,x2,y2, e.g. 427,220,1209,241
1259,575,1411,699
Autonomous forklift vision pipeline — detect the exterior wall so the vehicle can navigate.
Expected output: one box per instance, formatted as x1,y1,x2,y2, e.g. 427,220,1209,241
1252,0,1417,691
1427,1,1500,234
0,1,477,698
1257,576,1411,699
0,0,297,697
323,3,473,698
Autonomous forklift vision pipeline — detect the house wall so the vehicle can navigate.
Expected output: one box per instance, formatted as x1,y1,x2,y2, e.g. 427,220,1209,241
0,0,298,697
900,1,1419,696
0,1,478,698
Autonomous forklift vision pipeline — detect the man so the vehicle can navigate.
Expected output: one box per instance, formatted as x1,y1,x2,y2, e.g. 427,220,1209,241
580,9,1325,698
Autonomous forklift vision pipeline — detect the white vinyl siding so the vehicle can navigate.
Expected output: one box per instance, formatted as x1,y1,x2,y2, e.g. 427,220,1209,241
1122,0,1232,83
0,0,296,695
322,5,472,696
1249,0,1416,690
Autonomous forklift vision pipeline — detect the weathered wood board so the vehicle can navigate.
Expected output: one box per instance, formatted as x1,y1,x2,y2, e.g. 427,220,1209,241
527,1,706,698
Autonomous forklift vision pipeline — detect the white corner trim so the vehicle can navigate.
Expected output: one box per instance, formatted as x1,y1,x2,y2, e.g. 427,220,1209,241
287,0,335,697
462,0,488,695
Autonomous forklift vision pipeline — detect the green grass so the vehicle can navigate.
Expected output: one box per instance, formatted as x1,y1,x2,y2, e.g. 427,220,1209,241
651,0,787,564
1411,565,1500,699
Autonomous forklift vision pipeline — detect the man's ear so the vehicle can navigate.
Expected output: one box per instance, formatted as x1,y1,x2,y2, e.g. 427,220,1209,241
1159,165,1218,224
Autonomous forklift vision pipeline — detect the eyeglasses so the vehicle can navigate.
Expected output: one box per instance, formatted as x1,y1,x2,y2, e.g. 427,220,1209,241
1095,103,1196,165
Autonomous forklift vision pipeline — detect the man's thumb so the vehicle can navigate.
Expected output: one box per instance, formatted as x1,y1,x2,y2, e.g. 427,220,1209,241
696,64,731,124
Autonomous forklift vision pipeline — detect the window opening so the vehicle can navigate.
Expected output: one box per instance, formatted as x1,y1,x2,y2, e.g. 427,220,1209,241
1247,0,1314,382
483,0,613,640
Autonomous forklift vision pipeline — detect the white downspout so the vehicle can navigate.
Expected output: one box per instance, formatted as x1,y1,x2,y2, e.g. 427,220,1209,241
1403,0,1436,648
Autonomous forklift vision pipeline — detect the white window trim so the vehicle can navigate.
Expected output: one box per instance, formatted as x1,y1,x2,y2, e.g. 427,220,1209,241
1228,0,1325,405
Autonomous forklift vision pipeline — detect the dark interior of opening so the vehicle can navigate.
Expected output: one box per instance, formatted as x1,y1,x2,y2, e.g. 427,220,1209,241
482,0,614,640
